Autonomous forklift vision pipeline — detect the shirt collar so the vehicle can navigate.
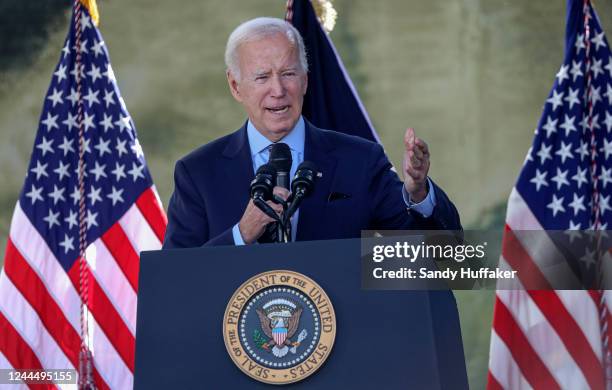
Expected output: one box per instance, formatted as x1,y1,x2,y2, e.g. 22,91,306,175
246,116,305,157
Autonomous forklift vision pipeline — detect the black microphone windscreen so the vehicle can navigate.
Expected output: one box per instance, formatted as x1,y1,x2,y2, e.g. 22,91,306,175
296,161,317,172
291,161,318,195
256,163,277,176
251,163,277,200
269,143,292,172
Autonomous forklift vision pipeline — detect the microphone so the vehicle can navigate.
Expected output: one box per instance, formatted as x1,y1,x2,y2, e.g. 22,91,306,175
250,163,277,200
269,143,292,190
250,164,279,221
268,143,292,242
285,161,318,221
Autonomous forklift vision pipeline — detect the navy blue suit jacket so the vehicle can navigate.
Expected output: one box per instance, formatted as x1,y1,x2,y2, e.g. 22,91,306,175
163,121,461,248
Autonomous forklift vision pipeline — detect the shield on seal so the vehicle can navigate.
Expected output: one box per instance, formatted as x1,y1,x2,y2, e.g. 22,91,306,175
272,324,288,346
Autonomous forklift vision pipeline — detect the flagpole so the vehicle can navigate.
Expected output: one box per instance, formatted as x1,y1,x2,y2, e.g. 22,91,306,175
73,0,95,388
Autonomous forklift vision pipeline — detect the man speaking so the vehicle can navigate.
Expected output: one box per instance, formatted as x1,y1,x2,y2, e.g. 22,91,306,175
162,17,461,249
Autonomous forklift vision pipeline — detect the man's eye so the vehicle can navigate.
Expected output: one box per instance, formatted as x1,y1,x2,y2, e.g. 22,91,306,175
255,75,268,81
283,72,296,77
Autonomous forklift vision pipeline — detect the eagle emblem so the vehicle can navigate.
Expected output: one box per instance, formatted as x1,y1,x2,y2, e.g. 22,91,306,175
224,271,336,384
254,298,307,358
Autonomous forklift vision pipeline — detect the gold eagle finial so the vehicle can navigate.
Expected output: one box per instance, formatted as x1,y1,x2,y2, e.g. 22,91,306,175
79,0,99,26
311,0,337,33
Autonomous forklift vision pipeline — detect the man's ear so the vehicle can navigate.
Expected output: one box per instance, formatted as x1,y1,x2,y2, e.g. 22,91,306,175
227,70,242,102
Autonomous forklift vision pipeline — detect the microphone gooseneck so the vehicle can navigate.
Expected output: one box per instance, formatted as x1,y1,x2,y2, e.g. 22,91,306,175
285,161,318,224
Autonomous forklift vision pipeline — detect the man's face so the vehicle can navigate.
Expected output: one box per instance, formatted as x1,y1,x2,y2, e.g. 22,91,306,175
227,33,308,142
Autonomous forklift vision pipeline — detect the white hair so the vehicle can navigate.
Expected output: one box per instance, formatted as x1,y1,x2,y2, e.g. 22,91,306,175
225,17,308,81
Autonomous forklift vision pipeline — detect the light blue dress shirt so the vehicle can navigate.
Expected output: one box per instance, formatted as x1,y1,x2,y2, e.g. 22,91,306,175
232,116,436,245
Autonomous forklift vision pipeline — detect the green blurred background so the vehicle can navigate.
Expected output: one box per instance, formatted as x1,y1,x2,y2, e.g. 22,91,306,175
1,0,612,388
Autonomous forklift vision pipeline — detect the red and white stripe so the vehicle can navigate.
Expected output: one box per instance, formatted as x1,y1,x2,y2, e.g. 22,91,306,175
488,189,609,390
274,331,287,347
0,186,166,390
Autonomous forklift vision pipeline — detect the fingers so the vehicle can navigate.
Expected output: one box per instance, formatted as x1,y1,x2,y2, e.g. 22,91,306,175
405,163,426,180
415,137,429,156
405,129,427,155
273,186,290,201
408,145,428,169
240,200,272,244
402,128,430,200
411,147,424,163
404,127,415,151
246,199,278,223
405,128,429,155
266,200,284,217
404,128,430,169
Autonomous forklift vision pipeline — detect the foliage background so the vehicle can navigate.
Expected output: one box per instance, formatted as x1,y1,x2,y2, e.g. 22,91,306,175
1,0,612,388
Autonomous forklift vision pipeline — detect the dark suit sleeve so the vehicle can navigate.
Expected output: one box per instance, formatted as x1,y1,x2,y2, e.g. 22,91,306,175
367,143,462,231
163,160,234,249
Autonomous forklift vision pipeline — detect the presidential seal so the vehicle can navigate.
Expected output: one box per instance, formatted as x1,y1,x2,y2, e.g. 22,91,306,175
223,270,336,385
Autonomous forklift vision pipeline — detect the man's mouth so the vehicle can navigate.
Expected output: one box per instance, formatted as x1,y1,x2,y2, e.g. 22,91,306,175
266,105,290,114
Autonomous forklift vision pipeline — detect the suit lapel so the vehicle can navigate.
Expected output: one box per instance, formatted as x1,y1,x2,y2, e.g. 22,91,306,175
221,124,254,224
296,122,337,241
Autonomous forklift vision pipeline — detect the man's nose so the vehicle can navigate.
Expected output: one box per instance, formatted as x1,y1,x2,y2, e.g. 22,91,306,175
270,74,286,97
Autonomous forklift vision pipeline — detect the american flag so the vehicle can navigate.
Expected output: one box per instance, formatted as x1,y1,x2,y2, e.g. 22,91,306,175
0,3,166,389
488,1,612,389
